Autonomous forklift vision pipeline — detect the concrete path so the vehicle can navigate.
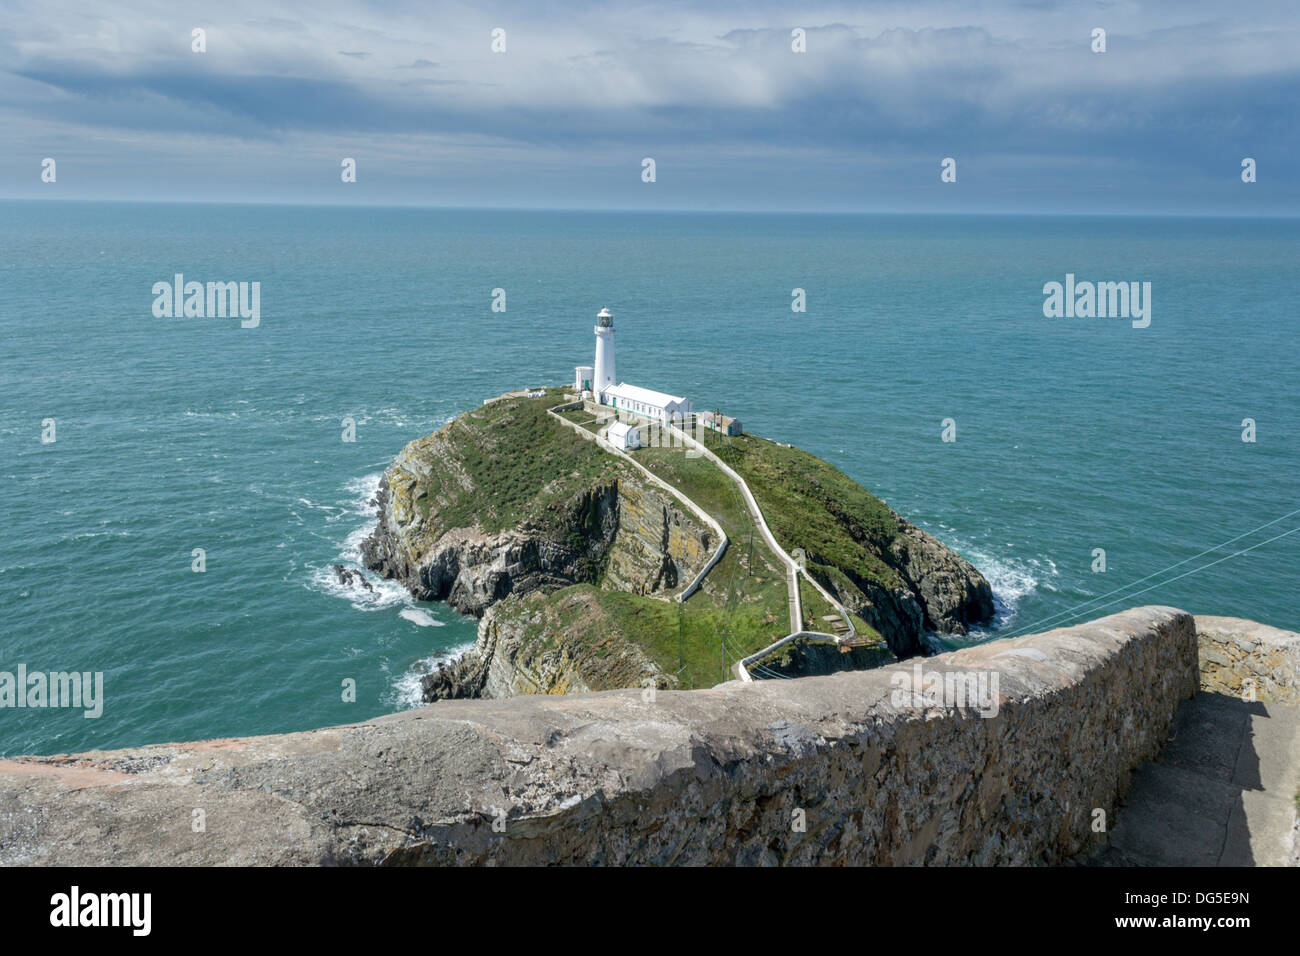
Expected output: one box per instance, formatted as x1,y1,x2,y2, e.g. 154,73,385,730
658,422,861,638
553,401,862,680
546,401,729,603
1085,691,1300,866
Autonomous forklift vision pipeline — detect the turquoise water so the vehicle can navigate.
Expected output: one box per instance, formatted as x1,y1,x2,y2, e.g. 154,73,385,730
2,202,1297,756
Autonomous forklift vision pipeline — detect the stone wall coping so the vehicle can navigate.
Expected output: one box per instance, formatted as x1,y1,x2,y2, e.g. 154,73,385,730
0,605,1201,866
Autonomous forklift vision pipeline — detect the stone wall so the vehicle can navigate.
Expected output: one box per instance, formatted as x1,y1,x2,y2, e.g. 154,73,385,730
0,606,1199,866
1196,615,1300,703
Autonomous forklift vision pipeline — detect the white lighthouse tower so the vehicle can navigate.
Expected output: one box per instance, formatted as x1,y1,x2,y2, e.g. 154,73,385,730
593,307,616,400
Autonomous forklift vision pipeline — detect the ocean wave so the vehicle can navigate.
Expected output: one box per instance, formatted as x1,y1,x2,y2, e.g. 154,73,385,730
308,468,472,712
306,561,410,611
303,471,397,609
384,641,476,711
922,528,1054,632
399,607,444,628
336,473,383,518
983,554,1046,618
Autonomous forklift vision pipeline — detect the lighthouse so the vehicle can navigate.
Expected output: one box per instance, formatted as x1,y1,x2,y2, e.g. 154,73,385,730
572,305,696,425
593,307,616,399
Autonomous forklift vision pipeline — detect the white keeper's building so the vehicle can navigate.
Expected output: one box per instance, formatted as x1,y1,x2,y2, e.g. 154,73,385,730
575,307,693,426
604,420,645,450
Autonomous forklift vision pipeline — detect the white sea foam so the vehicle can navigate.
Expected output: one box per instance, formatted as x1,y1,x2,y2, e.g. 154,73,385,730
385,641,477,711
918,524,1051,631
334,472,384,521
304,472,402,609
984,554,1044,610
308,469,473,711
399,607,444,628
306,561,410,611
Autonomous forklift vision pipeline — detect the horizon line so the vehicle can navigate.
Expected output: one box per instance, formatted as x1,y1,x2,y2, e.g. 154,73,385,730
3,196,1299,220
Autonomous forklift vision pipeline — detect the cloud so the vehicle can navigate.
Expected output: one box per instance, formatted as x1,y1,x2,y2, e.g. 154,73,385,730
1,0,1297,212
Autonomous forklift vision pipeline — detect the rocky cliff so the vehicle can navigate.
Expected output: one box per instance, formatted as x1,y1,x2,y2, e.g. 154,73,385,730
422,586,677,699
858,520,996,655
361,393,715,699
363,391,995,698
361,395,711,616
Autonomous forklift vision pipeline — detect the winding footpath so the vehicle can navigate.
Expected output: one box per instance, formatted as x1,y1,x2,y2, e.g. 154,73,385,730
656,419,869,679
549,397,863,682
546,401,728,603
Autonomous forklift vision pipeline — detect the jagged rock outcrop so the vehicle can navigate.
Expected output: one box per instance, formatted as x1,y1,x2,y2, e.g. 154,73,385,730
423,588,675,700
799,519,993,659
361,417,711,620
362,478,622,617
888,523,995,641
361,399,712,699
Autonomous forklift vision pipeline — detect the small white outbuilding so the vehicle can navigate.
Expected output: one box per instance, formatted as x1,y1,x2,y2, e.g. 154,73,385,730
604,421,644,450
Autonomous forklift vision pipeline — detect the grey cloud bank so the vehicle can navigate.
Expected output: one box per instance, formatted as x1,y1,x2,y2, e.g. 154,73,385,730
1,0,1297,213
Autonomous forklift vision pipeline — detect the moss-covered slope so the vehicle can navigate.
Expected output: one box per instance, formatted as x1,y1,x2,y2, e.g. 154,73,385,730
363,389,993,697
701,431,994,656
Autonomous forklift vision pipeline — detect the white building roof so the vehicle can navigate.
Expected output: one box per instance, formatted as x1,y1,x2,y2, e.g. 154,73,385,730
606,421,636,439
604,382,688,407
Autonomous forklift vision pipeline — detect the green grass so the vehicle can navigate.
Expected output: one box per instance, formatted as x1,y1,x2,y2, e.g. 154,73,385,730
635,438,895,667
410,389,624,537
799,577,838,631
796,576,884,645
700,431,905,594
634,447,751,532
632,445,793,666
849,613,883,643
522,583,789,689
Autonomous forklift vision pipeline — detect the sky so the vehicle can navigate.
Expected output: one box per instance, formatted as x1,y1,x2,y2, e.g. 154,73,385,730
1,0,1297,214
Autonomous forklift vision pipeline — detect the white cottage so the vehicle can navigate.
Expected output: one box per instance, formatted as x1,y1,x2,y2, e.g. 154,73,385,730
604,421,644,450
602,383,692,426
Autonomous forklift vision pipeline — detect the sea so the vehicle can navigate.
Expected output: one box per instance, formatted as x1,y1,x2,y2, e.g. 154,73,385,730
2,201,1297,756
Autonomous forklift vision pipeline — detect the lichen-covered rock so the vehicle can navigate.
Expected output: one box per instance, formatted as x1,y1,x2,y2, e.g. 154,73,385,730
890,524,996,635
424,588,676,700
362,437,711,620
603,479,712,595
362,477,623,616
